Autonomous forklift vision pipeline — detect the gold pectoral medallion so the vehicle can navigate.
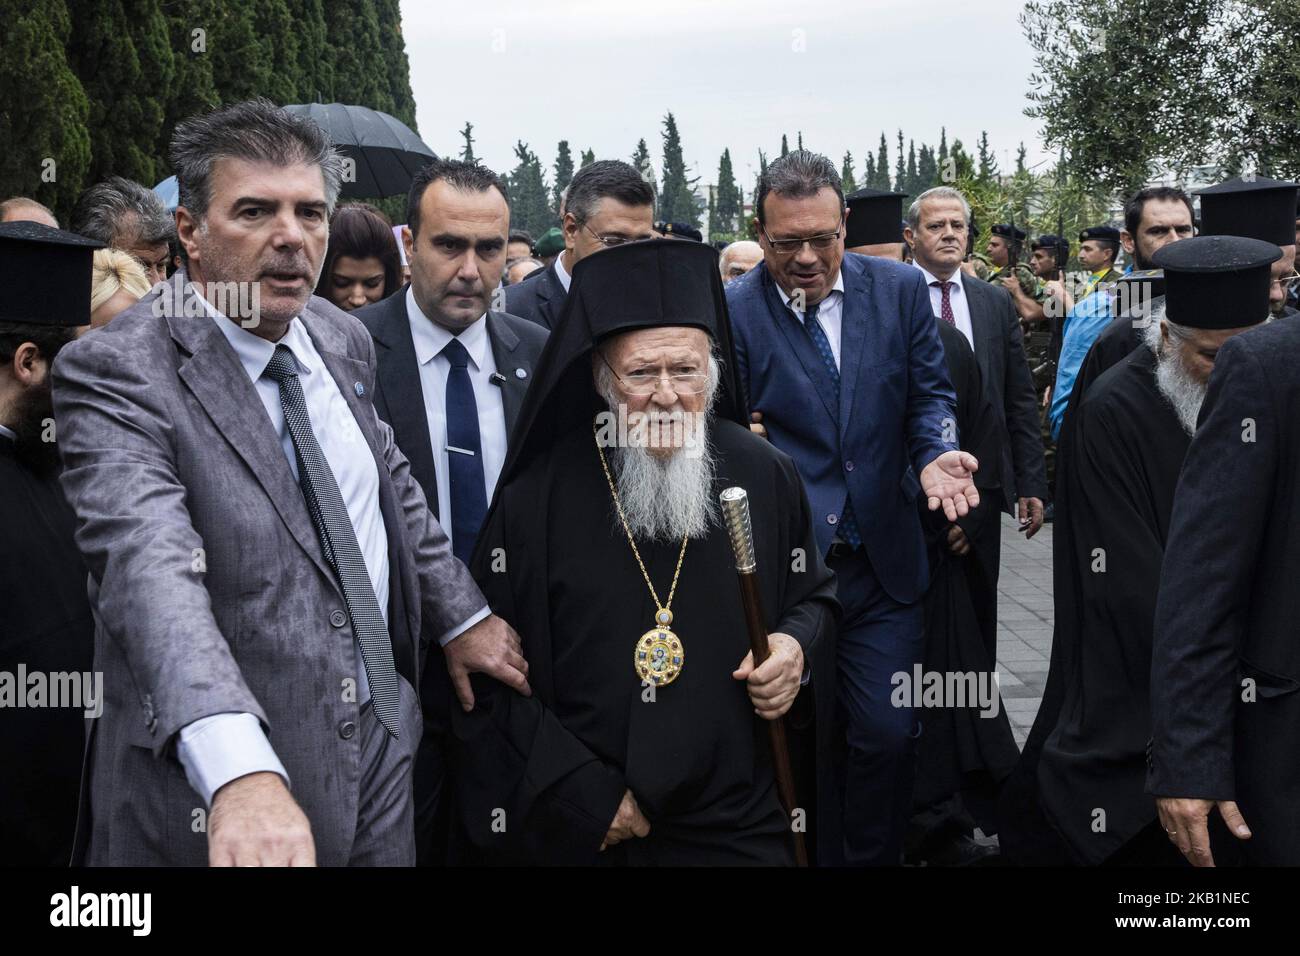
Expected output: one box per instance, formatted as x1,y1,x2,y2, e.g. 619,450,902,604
635,609,684,685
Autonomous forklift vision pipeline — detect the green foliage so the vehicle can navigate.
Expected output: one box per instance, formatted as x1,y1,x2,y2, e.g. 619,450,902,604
840,151,857,194
711,148,743,243
658,112,699,227
459,122,476,163
552,140,573,217
873,133,890,189
580,148,595,168
1020,0,1300,192
0,0,91,221
505,141,554,237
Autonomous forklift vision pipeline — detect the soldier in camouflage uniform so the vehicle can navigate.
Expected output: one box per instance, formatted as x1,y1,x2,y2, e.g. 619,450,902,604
1027,234,1071,499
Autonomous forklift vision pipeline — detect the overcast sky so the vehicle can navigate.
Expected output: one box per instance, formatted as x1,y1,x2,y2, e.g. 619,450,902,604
400,0,1052,191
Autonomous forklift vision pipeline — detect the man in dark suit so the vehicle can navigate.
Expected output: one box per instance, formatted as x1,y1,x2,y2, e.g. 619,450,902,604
503,160,655,330
906,187,1047,630
726,150,978,865
357,158,548,864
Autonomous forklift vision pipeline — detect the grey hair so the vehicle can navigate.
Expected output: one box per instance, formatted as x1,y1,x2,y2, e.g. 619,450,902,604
755,150,844,224
1143,299,1188,352
906,186,972,230
71,176,173,246
169,98,346,222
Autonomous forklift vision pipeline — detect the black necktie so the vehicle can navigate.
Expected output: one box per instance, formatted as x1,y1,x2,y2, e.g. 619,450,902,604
441,338,487,565
263,345,400,738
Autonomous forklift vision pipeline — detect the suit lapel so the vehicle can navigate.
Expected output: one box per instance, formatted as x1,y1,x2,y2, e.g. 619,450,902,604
169,305,337,587
537,265,561,329
487,312,529,434
965,278,996,383
837,256,869,429
760,267,840,425
370,295,440,516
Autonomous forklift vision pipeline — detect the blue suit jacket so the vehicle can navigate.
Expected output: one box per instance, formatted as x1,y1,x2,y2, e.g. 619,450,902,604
726,253,958,604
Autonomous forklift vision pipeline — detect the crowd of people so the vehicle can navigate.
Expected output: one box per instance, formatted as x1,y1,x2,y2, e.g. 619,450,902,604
2,96,1298,867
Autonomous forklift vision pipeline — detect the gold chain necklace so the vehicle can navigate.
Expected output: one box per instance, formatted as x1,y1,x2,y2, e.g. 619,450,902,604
594,422,689,686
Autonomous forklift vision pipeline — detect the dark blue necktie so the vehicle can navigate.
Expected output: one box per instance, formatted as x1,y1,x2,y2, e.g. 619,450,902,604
441,338,487,565
263,345,401,738
801,300,863,550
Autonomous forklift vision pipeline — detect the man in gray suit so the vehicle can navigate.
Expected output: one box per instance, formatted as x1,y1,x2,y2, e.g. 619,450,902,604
51,99,530,866
355,157,548,863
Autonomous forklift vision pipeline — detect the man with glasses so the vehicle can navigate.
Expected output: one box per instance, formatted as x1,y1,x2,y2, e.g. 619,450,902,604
726,150,976,866
505,160,655,331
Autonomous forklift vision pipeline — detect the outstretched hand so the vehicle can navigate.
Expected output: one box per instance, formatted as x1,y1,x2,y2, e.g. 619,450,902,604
921,451,980,521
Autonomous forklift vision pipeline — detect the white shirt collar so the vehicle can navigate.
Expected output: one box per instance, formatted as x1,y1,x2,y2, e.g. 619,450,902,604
553,255,572,293
775,269,845,311
406,286,489,369
203,292,312,381
914,262,965,293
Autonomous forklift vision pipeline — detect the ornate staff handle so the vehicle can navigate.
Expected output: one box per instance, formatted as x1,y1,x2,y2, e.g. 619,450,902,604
720,487,809,867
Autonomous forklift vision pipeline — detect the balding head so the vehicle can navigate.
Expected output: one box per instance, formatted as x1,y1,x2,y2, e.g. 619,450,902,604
719,240,762,282
0,197,59,229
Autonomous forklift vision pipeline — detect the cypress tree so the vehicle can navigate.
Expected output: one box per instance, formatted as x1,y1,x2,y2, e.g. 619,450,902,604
0,0,91,220
552,140,573,216
712,147,742,241
894,130,906,192
66,0,175,188
580,148,595,168
840,151,856,194
506,141,552,236
906,140,918,195
780,134,789,158
659,112,698,226
459,122,476,163
874,133,890,189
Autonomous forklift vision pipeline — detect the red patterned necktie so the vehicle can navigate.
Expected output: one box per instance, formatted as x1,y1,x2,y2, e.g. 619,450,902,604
931,280,955,324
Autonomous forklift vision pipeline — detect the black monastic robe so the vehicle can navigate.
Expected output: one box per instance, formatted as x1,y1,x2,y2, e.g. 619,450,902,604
0,435,92,865
1036,346,1190,863
449,418,839,865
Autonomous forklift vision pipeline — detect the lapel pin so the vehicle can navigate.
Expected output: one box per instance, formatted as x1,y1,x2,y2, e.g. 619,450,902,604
354,382,365,397
515,367,528,380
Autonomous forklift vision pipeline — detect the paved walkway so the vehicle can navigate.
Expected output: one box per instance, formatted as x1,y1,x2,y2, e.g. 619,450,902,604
994,513,1053,747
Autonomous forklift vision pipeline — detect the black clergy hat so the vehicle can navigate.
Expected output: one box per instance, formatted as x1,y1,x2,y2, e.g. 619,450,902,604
991,223,1027,243
654,221,704,242
0,221,103,326
1152,235,1280,329
1196,175,1299,248
488,238,748,496
1079,225,1120,245
845,188,906,246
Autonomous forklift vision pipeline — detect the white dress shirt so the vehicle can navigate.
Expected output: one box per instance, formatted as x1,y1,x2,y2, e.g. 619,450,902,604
405,288,508,557
775,270,846,368
553,254,572,292
915,263,975,350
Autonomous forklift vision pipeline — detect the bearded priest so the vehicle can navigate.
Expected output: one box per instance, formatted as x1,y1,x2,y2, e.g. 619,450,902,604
448,238,840,865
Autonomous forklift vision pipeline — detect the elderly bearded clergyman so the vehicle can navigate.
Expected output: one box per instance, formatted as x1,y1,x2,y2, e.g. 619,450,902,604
450,238,841,865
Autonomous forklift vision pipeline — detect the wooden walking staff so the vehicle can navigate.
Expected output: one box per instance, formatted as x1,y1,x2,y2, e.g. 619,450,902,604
719,486,809,867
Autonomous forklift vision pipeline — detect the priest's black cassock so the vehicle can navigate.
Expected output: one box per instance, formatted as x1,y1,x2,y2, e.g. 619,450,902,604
1035,345,1189,863
448,240,840,865
0,434,94,866
911,321,1019,840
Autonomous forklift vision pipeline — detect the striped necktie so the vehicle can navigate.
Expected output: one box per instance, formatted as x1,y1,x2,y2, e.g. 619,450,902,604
263,345,401,738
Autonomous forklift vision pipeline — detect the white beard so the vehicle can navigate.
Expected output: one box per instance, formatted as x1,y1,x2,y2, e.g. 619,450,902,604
596,368,720,543
1147,322,1207,436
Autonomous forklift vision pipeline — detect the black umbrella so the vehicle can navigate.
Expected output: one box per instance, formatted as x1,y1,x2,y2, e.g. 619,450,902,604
283,102,435,199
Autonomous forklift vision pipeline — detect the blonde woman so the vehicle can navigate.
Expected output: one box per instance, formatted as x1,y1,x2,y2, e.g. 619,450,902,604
87,248,152,333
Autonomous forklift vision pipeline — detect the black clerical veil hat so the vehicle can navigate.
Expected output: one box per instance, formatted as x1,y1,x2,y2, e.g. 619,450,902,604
845,188,906,246
0,221,103,326
1196,175,1299,248
494,237,749,489
1152,235,1280,329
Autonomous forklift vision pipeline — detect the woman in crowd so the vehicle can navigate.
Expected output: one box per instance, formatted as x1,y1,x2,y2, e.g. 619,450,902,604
315,202,403,311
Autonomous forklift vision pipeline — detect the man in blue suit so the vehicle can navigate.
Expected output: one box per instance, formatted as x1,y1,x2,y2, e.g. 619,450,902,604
726,150,978,865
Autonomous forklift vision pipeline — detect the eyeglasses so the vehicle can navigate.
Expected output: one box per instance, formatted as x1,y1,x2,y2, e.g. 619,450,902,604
761,219,844,256
600,352,708,395
582,222,650,248
1272,271,1300,290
